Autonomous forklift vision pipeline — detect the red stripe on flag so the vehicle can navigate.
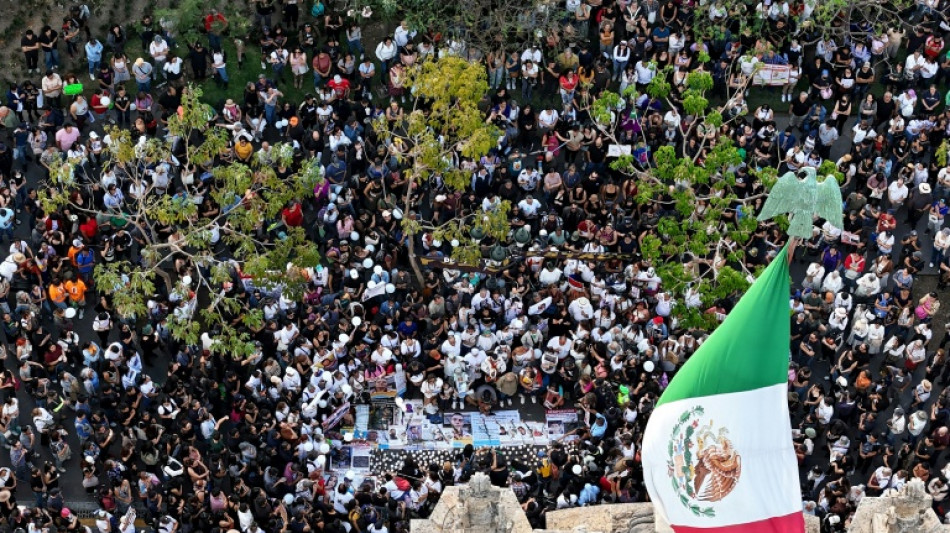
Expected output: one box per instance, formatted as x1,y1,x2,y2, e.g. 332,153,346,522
671,511,805,533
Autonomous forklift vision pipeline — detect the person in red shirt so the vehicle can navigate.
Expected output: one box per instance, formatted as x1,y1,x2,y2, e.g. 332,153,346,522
843,251,866,290
203,10,228,50
877,210,897,234
281,201,304,227
558,69,579,106
90,89,110,119
327,75,350,100
312,50,332,86
78,215,97,240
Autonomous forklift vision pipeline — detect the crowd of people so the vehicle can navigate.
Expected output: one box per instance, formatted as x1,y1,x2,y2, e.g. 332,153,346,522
0,0,947,532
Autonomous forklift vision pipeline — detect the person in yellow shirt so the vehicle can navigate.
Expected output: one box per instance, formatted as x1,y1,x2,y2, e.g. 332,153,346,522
63,272,87,319
234,136,254,162
47,278,68,311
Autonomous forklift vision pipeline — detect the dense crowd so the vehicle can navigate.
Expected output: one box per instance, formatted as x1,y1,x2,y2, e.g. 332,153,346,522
0,0,948,532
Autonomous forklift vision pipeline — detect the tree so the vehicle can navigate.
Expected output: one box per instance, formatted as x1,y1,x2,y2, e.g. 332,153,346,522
370,55,509,284
586,55,849,329
340,0,563,59
583,57,767,329
687,0,918,50
40,85,322,357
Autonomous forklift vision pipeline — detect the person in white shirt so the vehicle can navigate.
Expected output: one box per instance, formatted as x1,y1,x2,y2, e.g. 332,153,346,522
821,270,843,294
375,37,397,74
738,54,760,77
888,177,909,209
876,230,895,256
538,264,562,286
905,50,926,79
521,60,540,100
157,515,179,533
393,20,416,48
612,42,631,80
149,35,169,78
932,227,950,267
852,121,873,144
896,90,917,118
816,396,834,425
517,168,540,192
521,46,542,65
634,59,655,87
518,195,542,218
440,335,462,359
537,108,559,131
270,46,289,80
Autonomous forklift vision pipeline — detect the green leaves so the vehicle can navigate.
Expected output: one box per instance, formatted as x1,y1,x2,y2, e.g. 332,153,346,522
586,76,765,331
376,56,508,279
43,83,320,355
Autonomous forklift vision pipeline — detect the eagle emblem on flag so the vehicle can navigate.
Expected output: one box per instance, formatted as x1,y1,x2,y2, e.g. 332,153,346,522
668,406,742,517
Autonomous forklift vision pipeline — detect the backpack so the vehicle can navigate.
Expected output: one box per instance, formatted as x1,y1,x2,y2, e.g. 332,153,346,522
311,0,325,16
53,439,72,461
394,477,411,492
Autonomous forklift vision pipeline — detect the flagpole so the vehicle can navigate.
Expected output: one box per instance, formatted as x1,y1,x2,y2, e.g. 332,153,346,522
787,238,798,265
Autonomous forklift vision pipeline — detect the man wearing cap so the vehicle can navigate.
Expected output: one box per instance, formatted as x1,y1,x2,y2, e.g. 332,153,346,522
70,239,95,283
908,182,935,227
149,35,169,79
327,74,350,100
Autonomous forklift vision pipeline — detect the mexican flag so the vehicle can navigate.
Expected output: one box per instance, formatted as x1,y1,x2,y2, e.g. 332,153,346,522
642,246,804,532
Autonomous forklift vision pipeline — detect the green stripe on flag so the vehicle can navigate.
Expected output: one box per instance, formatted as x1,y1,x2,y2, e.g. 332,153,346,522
656,246,791,408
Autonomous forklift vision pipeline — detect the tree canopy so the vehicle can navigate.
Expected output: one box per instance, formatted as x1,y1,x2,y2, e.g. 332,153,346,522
40,86,321,357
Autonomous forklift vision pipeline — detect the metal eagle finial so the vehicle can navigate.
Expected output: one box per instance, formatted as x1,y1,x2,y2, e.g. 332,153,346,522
757,168,843,239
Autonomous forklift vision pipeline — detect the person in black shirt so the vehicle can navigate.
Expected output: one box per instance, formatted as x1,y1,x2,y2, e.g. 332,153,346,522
38,26,59,71
788,92,812,132
187,42,209,81
21,30,40,74
112,86,130,128
875,91,897,130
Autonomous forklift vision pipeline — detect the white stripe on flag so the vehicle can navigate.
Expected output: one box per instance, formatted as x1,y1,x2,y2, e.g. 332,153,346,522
643,383,801,529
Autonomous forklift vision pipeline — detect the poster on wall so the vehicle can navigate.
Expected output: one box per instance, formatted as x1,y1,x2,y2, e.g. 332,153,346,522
546,409,581,442
443,411,474,448
323,402,351,431
752,64,791,86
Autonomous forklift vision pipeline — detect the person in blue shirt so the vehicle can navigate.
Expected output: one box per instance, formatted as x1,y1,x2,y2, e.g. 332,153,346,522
396,316,417,338
84,37,103,80
590,413,608,438
0,208,14,243
777,127,797,157
73,244,95,283
74,411,93,447
578,482,601,506
928,198,950,234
